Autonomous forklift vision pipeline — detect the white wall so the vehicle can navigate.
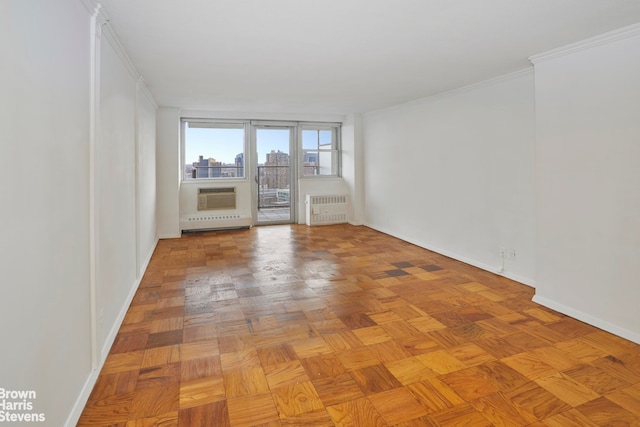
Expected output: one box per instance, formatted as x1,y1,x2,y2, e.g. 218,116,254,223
363,71,536,284
136,84,158,277
341,114,365,225
156,107,182,238
0,1,92,426
0,2,158,425
532,26,640,344
95,18,159,364
96,30,138,356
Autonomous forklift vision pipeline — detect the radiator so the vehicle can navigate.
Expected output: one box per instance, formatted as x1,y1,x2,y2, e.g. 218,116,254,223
305,194,348,226
180,211,252,231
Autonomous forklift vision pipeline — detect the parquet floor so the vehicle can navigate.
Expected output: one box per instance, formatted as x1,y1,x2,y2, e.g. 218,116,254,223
78,225,640,426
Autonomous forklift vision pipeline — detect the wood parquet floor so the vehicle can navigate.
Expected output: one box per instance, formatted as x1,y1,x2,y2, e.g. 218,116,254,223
78,225,640,426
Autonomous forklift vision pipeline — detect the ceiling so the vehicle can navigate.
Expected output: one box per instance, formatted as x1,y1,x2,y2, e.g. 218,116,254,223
99,0,640,115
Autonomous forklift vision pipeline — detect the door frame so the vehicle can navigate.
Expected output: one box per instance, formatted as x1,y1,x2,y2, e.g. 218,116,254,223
250,121,298,225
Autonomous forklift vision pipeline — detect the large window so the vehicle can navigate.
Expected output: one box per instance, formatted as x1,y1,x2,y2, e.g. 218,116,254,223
300,124,340,177
183,120,246,180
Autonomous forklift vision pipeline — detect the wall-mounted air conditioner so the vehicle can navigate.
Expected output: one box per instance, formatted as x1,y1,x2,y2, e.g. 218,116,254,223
198,187,236,211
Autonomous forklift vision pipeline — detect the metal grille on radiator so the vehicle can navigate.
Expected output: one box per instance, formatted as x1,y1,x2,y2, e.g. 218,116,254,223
305,194,348,226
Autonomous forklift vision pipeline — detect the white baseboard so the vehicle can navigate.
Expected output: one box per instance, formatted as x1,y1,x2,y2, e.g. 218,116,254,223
99,277,141,361
63,367,101,427
64,238,159,427
158,233,181,239
532,295,640,345
365,223,536,288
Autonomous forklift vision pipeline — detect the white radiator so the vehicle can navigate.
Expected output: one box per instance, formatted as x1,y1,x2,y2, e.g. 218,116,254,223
180,211,252,231
305,194,348,226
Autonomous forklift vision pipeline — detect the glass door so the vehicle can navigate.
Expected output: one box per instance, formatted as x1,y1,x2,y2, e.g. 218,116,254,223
251,124,296,225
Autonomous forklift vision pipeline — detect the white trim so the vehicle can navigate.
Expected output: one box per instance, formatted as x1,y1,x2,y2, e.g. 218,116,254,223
137,77,158,110
63,367,100,427
78,0,98,14
65,238,159,427
181,178,248,186
364,68,533,117
250,123,298,225
88,2,101,373
251,120,298,127
182,109,345,124
134,81,141,278
100,15,141,81
100,239,157,361
532,295,640,345
365,223,536,288
529,23,640,64
158,233,182,239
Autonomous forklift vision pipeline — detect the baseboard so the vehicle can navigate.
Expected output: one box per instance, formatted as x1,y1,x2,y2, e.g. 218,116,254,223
100,239,160,365
63,367,101,427
532,295,640,345
139,237,160,279
64,238,159,427
158,233,181,239
365,223,536,288
99,279,141,360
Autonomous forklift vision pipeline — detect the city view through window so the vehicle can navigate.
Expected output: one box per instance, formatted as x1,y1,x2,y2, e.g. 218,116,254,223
183,124,327,181
183,122,338,220
183,124,246,179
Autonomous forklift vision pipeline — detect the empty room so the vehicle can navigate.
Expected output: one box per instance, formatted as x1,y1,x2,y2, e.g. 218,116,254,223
2,0,640,426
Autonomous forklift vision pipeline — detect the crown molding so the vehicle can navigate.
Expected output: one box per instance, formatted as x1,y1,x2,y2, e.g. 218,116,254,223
427,68,533,101
83,1,159,107
78,0,99,15
529,23,640,64
100,21,141,82
365,67,533,117
137,78,159,110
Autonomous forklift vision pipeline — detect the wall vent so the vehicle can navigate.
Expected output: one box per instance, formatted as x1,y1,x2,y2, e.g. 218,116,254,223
198,187,236,210
305,194,348,226
180,212,252,231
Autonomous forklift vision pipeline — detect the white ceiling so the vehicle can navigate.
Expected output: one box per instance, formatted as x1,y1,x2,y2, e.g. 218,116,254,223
99,0,640,115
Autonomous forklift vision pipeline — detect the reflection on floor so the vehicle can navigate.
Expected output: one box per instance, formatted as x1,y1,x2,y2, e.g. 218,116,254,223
257,207,290,223
78,224,640,426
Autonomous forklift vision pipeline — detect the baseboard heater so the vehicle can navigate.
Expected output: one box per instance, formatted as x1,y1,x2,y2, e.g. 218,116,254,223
305,194,348,226
180,212,252,232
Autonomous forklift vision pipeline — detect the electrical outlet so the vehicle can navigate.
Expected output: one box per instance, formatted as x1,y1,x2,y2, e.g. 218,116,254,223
508,249,516,260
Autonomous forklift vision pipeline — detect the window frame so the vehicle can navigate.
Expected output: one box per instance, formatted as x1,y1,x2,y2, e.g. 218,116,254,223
181,118,250,182
298,123,341,179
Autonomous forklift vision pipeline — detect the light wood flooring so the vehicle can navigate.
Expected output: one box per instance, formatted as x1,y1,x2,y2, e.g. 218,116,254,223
79,224,640,426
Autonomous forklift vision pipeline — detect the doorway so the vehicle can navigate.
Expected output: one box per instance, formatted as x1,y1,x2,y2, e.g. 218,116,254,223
251,124,296,225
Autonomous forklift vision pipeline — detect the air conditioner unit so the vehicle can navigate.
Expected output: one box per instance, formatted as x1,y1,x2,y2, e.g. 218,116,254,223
198,187,236,211
305,194,348,226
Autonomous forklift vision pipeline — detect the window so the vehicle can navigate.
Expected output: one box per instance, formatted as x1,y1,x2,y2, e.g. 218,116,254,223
183,120,246,180
300,124,340,177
